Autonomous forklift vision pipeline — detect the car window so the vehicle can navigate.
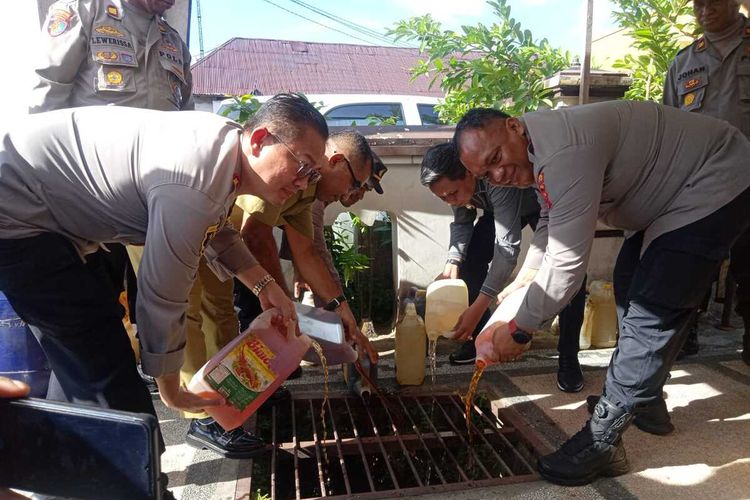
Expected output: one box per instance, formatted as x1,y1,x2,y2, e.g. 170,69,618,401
324,103,405,126
418,103,442,126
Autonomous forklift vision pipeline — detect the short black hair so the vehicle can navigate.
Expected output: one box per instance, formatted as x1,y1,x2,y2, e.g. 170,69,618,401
329,130,373,176
420,142,466,187
244,93,328,143
454,108,511,152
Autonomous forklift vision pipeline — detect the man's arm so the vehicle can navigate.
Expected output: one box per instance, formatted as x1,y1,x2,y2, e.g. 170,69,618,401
285,224,378,362
30,1,88,113
440,205,477,279
240,215,291,296
662,61,680,107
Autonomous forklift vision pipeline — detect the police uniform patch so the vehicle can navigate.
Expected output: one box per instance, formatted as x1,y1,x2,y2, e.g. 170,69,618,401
158,22,167,33
95,51,118,62
695,37,706,52
200,222,220,255
684,78,701,90
47,8,74,37
537,172,553,209
120,52,134,64
684,92,696,106
95,25,125,37
106,5,120,19
162,41,178,53
106,70,123,85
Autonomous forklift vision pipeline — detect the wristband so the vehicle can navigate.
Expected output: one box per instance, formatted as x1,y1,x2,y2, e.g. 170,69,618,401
447,258,461,266
251,274,275,296
324,294,347,311
508,319,532,344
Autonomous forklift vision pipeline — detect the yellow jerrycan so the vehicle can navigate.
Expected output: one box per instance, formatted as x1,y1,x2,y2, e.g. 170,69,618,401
395,299,427,385
425,279,468,341
580,280,618,349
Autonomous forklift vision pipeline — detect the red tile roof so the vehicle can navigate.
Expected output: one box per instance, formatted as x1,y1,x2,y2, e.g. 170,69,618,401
190,38,446,97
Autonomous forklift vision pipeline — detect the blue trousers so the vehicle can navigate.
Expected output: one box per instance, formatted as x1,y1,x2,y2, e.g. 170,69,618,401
606,186,750,410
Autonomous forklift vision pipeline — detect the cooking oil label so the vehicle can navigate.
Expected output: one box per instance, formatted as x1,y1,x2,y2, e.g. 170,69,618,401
207,335,277,410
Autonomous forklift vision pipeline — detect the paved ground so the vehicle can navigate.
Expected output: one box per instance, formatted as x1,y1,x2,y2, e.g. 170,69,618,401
159,305,750,499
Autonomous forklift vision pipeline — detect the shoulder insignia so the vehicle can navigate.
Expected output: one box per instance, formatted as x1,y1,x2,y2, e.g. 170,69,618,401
106,4,121,19
694,37,706,52
95,25,125,37
47,8,75,37
537,172,553,209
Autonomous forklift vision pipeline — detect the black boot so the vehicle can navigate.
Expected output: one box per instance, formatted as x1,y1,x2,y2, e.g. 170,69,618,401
538,396,633,486
742,315,750,366
586,394,674,435
186,417,266,459
557,354,584,393
676,320,700,360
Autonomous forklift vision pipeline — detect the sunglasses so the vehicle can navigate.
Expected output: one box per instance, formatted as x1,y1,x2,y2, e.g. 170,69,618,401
270,133,321,184
339,156,362,194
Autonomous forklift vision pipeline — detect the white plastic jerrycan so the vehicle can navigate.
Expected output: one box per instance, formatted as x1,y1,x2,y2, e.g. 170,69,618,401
475,285,531,365
425,279,468,341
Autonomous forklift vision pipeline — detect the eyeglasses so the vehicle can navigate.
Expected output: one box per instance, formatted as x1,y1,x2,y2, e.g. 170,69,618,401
270,133,321,184
339,157,362,193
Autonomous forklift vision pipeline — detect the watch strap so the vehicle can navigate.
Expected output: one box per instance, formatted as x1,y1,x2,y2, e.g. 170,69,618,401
324,294,347,311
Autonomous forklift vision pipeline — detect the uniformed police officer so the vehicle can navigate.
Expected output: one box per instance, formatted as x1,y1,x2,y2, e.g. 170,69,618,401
420,143,587,392
454,101,750,486
664,0,750,365
0,94,327,489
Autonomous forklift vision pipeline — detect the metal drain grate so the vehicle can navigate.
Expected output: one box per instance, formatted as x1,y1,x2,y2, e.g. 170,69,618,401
237,390,543,499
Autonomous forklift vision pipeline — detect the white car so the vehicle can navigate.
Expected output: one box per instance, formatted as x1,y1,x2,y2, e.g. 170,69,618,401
214,94,444,127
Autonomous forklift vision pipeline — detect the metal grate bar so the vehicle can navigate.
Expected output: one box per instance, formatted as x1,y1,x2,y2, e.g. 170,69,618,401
271,405,277,500
372,394,424,487
307,400,328,496
360,396,403,489
343,398,376,492
394,396,448,485
411,396,471,482
449,395,535,474
290,399,301,500
325,398,352,496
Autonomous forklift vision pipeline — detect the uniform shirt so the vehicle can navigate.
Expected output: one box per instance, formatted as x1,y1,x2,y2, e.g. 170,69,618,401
30,0,193,112
448,181,540,297
235,184,318,239
663,15,750,137
0,107,255,377
514,100,750,331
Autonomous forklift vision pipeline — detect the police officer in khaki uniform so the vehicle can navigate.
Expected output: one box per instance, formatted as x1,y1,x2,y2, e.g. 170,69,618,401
663,0,750,365
31,0,192,112
454,101,750,486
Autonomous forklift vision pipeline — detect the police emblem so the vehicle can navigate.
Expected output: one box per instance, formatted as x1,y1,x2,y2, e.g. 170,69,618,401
537,172,553,209
95,25,125,37
684,78,701,90
47,8,74,37
96,51,118,62
106,70,123,85
120,53,134,64
684,92,696,106
161,41,178,53
106,5,120,18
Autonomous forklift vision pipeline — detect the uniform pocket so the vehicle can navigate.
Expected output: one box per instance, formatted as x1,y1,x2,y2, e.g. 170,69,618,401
677,75,708,112
95,66,136,93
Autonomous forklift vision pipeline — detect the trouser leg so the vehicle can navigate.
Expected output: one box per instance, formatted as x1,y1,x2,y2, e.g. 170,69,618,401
234,279,263,332
458,213,495,338
605,187,750,410
557,276,586,357
0,234,157,424
730,228,750,318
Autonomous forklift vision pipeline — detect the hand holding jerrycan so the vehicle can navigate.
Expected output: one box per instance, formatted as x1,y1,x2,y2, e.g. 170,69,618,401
189,309,312,431
425,279,468,341
475,285,532,366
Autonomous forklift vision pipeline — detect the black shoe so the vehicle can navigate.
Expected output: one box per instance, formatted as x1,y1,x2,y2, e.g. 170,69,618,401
260,385,291,409
586,394,674,435
676,322,700,360
449,340,476,365
288,365,303,379
538,396,633,486
186,417,266,459
137,363,159,394
557,355,584,393
742,315,750,366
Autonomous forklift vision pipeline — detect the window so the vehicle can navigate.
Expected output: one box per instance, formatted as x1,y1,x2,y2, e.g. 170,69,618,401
418,103,442,125
324,103,405,126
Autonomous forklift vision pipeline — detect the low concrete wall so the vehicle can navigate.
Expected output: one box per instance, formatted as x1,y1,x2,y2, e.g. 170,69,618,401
323,128,623,299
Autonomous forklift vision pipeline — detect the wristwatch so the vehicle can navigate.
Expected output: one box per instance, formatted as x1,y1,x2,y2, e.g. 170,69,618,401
508,319,532,344
323,294,347,311
447,258,461,266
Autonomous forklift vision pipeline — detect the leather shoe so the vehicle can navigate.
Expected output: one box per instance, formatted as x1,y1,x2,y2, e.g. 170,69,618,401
586,394,674,435
186,418,266,459
557,355,584,393
449,340,477,365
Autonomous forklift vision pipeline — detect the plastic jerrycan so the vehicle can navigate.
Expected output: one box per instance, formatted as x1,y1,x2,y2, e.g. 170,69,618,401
425,279,469,341
395,299,427,386
295,303,357,365
587,280,618,348
476,286,532,364
188,308,312,431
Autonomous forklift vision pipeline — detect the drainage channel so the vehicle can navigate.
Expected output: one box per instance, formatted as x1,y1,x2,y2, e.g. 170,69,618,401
236,389,543,499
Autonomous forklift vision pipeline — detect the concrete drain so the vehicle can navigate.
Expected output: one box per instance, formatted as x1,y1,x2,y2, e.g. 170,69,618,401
237,390,543,499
